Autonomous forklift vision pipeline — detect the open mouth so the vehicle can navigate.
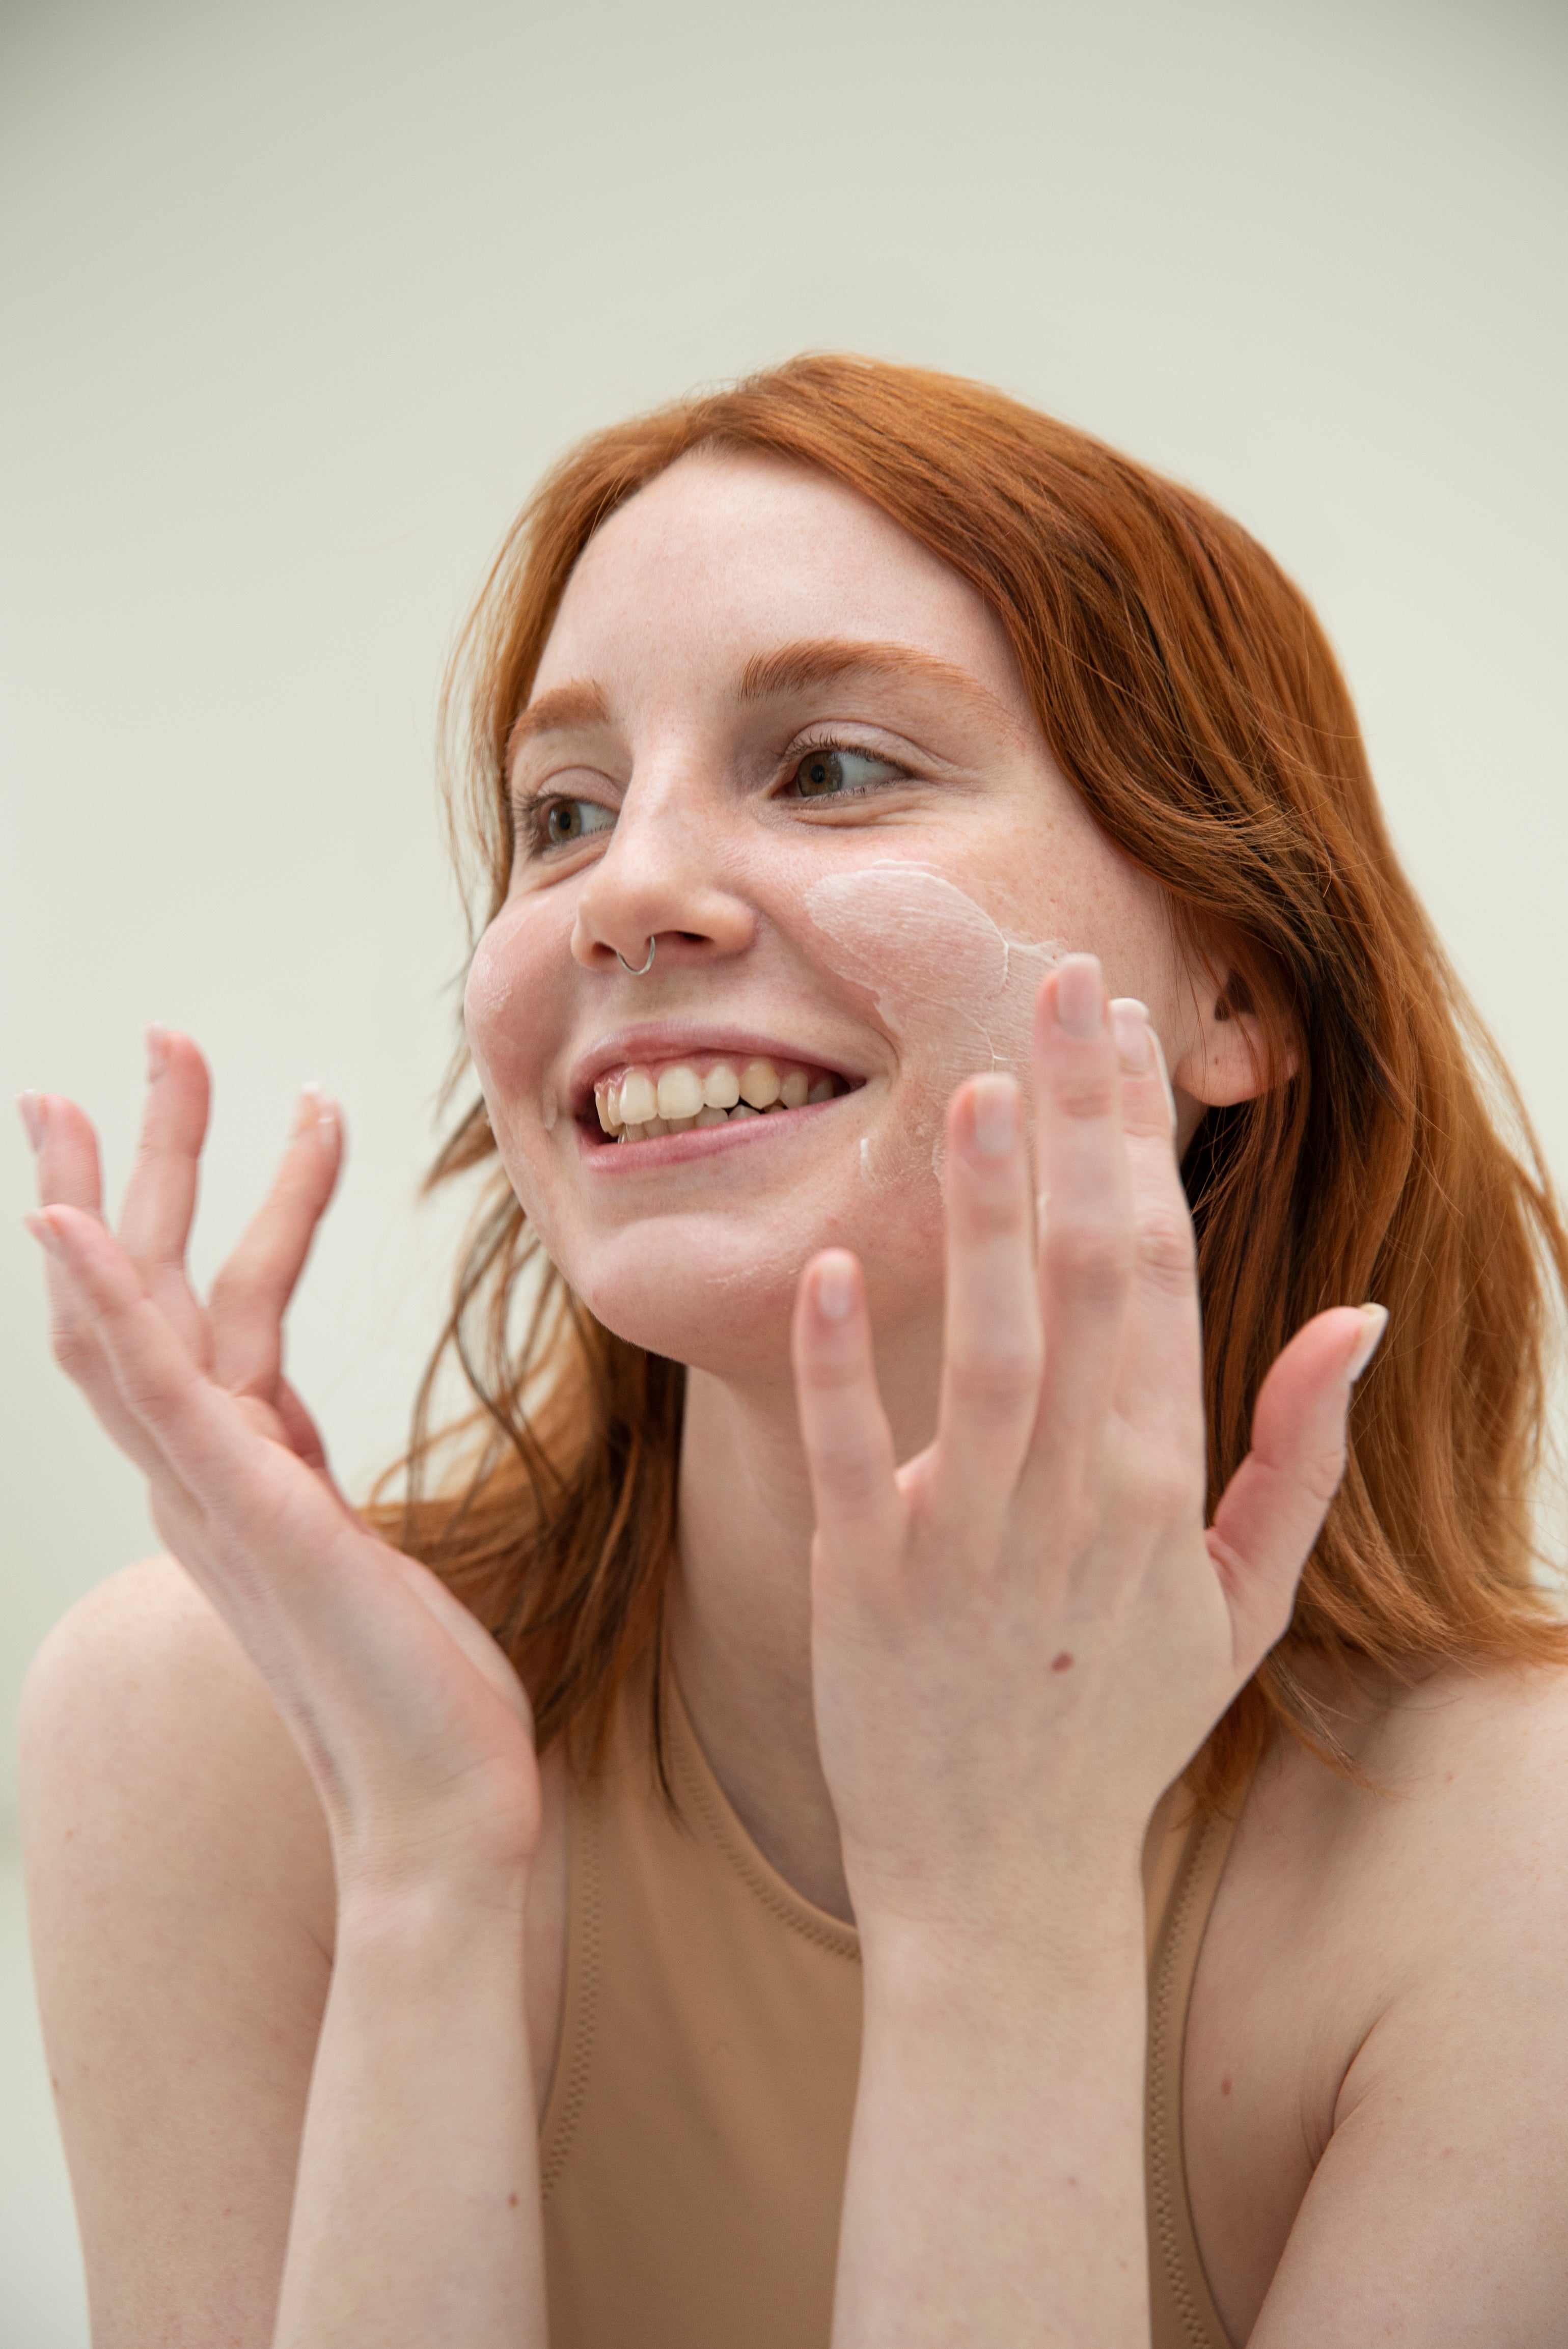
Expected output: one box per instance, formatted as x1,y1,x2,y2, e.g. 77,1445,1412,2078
589,1052,856,1145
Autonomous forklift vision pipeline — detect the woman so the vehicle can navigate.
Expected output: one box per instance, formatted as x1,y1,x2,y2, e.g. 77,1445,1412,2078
18,356,1568,2346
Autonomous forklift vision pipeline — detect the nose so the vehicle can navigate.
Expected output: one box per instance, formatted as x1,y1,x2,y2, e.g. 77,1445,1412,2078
569,774,756,977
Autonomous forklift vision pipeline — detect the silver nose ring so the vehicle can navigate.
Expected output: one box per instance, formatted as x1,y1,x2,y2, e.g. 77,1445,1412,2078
615,938,656,977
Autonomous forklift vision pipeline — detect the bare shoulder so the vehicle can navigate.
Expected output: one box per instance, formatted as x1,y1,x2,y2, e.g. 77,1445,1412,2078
1205,1656,1568,2342
1342,1652,1568,1930
1187,1654,1568,2342
1224,1651,1568,1946
19,1556,335,2348
21,1551,337,1946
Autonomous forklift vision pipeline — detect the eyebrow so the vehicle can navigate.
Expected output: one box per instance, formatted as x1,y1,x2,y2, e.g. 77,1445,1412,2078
507,679,611,760
506,636,1024,768
738,637,1024,739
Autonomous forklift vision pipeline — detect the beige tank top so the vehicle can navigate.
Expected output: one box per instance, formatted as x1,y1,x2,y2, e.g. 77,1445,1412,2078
540,1656,1240,2348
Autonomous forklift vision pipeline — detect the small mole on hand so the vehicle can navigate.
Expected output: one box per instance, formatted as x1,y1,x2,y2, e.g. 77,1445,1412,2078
508,2192,519,2207
1051,1651,1074,1672
1221,2077,1232,2097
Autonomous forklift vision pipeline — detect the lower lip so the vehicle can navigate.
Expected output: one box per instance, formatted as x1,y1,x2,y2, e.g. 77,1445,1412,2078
576,1097,841,1170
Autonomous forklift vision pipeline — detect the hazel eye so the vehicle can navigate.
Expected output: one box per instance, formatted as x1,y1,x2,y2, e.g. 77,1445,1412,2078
789,746,906,800
542,798,615,846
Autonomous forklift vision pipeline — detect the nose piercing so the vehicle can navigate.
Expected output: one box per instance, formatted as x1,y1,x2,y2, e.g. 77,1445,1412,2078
615,938,656,977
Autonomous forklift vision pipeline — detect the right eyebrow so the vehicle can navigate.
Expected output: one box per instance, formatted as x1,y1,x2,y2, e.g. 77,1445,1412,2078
507,679,611,761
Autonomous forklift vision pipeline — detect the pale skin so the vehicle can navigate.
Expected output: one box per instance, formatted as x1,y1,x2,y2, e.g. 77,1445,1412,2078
17,451,1568,2345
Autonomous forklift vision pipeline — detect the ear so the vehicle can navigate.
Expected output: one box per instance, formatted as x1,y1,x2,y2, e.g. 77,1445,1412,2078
1168,965,1299,1149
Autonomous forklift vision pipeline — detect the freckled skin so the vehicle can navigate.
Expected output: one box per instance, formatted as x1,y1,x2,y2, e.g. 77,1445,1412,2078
462,451,1244,1431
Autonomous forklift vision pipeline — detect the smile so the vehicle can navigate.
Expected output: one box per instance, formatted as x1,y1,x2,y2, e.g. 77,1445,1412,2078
591,1053,851,1144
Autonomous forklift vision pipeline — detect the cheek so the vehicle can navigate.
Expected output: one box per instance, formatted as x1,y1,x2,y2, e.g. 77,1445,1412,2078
803,862,1065,1185
464,905,567,1204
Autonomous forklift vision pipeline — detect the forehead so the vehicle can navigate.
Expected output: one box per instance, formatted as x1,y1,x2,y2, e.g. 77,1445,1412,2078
530,449,1029,719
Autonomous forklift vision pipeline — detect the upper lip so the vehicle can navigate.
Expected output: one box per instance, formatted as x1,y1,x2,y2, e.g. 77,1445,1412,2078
567,1022,863,1116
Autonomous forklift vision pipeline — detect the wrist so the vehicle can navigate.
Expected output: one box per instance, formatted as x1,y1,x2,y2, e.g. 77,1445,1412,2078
335,1840,534,1938
848,1831,1146,1986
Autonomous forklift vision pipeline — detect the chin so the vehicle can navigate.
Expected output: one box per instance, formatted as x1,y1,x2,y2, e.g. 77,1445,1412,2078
581,1252,800,1376
568,1200,940,1380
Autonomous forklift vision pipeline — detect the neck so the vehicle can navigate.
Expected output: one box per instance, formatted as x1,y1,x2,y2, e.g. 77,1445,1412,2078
670,1343,936,1925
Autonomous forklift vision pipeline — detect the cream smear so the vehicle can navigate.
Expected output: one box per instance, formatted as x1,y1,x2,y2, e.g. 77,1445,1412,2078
803,862,1064,1184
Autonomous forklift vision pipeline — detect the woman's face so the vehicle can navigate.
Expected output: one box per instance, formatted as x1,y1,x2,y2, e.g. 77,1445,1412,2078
465,451,1205,1385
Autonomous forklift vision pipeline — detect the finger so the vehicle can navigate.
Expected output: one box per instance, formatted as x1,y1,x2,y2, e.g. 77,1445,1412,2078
1106,1002,1204,1446
209,1090,343,1398
791,1251,903,1572
1023,955,1134,1479
24,1206,184,1480
26,1091,106,1218
29,1203,263,1507
22,1096,151,1453
930,1075,1042,1529
118,1029,210,1307
1207,1303,1388,1676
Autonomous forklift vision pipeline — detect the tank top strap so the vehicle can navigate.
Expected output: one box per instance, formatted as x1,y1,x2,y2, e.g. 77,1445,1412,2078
1145,1798,1243,2349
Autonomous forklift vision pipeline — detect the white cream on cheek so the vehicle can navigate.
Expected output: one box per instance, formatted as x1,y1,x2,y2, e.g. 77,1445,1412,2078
803,861,1064,1185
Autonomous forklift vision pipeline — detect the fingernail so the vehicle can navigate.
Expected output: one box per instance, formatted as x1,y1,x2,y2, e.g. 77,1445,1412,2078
815,1252,857,1322
294,1083,336,1143
1055,954,1103,1039
1109,999,1151,1075
1348,1302,1388,1381
16,1091,45,1152
145,1024,169,1083
970,1074,1019,1158
24,1210,66,1261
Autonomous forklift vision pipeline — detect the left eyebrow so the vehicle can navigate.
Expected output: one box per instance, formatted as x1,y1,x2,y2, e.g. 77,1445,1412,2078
737,637,1027,743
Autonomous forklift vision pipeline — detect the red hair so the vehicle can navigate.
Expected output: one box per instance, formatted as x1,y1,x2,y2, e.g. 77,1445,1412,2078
374,354,1568,1811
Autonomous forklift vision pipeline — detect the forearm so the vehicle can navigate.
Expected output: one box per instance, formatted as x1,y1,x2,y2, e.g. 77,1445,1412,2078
272,1872,546,2349
834,1879,1150,2349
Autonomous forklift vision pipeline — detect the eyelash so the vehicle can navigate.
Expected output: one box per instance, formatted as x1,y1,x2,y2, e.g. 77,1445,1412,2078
780,734,911,801
511,735,911,857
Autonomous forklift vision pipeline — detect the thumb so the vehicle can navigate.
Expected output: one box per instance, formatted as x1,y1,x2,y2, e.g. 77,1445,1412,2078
1206,1303,1387,1679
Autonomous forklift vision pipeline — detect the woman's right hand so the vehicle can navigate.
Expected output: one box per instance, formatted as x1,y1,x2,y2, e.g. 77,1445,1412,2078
19,1030,542,1903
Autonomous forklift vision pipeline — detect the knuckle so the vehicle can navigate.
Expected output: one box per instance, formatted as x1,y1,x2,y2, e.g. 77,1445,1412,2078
960,1184,1031,1242
1054,1066,1118,1123
946,1347,1041,1413
818,1446,888,1516
1135,1209,1196,1293
49,1317,97,1381
1047,1215,1133,1301
1295,1441,1349,1509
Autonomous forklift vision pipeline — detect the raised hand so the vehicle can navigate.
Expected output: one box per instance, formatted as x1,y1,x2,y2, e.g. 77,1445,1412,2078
791,954,1384,1943
20,1033,541,1899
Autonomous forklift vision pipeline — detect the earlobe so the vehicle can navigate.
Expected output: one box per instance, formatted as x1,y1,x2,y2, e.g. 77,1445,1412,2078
1172,971,1299,1111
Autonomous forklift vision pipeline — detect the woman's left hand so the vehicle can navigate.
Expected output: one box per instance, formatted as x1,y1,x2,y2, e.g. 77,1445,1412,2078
791,952,1383,1948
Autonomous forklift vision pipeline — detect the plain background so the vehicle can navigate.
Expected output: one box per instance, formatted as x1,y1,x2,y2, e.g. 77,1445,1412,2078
2,0,1565,2338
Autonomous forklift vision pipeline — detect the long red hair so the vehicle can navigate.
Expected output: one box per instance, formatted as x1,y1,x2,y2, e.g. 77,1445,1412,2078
374,354,1568,1810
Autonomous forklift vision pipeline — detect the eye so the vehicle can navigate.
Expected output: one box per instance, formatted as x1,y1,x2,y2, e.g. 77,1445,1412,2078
539,797,615,848
785,744,909,800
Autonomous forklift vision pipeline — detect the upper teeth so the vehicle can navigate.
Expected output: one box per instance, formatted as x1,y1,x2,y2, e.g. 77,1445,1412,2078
595,1056,837,1139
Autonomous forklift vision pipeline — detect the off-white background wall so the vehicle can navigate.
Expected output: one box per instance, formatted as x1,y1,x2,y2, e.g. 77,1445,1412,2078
2,0,1565,2339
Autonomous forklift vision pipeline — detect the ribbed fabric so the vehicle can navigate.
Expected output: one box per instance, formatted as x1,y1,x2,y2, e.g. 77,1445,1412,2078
540,1655,1236,2347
